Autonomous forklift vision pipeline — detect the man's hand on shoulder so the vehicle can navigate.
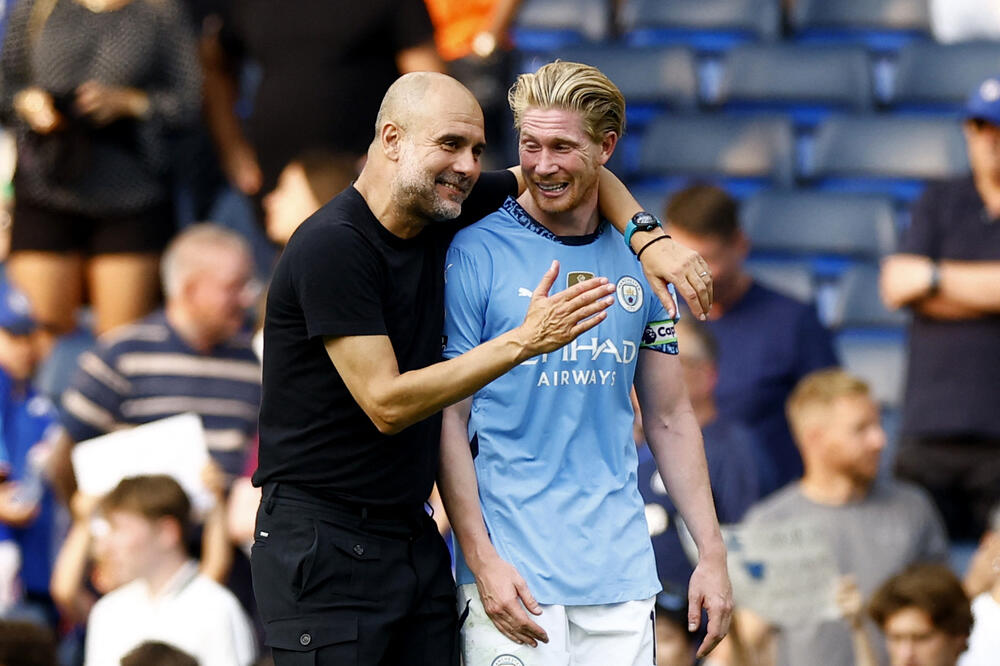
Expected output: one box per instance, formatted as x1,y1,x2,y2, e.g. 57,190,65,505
635,233,713,319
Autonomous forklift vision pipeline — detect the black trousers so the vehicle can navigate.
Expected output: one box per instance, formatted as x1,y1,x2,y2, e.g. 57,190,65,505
250,484,459,665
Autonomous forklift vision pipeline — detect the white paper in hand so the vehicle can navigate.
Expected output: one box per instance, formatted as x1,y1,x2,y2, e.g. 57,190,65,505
71,413,215,513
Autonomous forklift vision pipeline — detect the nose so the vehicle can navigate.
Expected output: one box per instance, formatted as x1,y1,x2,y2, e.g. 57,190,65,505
453,147,478,176
535,148,559,176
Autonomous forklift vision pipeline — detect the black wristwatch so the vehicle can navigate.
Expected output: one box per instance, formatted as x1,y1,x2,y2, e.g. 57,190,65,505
624,212,662,254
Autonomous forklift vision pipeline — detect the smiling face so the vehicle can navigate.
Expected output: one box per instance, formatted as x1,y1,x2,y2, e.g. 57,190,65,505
518,107,615,223
391,85,486,224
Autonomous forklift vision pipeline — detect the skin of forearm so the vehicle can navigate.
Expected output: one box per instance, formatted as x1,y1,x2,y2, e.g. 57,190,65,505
938,261,1000,312
328,328,531,435
438,401,498,572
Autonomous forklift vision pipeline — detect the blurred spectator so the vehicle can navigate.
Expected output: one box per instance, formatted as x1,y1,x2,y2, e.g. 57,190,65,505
665,184,838,495
848,563,973,666
424,0,524,167
653,587,699,666
0,281,61,628
0,620,57,666
121,640,199,666
51,223,261,500
200,0,444,199
962,556,1000,663
881,75,1000,542
728,369,948,666
83,475,256,666
637,317,764,594
930,0,1000,43
0,0,201,356
261,150,357,247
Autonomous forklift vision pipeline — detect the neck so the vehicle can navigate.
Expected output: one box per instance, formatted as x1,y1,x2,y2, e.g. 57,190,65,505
353,166,425,240
707,272,753,319
973,171,1000,219
516,191,600,237
165,303,215,354
799,471,871,505
144,552,190,597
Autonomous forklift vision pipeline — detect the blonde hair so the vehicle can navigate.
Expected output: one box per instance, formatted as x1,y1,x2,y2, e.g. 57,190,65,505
786,368,869,442
508,60,626,143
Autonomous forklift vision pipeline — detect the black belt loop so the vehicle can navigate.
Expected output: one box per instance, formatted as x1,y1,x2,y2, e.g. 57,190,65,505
262,482,279,515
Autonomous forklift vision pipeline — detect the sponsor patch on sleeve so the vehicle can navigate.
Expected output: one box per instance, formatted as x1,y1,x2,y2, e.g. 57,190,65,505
641,320,679,355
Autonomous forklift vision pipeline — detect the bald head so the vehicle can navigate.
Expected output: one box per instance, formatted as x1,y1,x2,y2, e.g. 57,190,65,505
375,72,480,138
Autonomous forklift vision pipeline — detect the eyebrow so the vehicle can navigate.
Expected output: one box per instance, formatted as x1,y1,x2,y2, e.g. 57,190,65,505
519,131,583,147
437,133,486,151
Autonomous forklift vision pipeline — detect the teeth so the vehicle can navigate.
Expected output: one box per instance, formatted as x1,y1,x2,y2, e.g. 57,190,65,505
537,183,567,192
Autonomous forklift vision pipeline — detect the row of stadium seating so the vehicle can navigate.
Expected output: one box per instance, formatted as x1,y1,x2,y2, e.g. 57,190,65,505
516,0,939,51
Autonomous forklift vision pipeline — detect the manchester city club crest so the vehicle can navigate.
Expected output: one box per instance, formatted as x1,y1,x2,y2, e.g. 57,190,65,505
616,276,643,313
491,656,525,666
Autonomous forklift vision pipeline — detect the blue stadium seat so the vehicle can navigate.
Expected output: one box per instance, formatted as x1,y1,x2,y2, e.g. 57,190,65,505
804,115,968,200
619,0,780,52
715,44,873,127
527,45,698,126
636,114,795,194
744,259,816,304
828,263,909,329
512,0,612,51
836,330,907,408
742,190,896,259
890,41,1000,112
790,0,931,52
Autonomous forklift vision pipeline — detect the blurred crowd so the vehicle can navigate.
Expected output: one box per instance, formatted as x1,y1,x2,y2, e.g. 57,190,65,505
0,0,995,665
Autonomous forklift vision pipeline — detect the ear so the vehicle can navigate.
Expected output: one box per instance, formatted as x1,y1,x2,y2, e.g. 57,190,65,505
156,516,183,550
381,122,403,161
597,131,618,166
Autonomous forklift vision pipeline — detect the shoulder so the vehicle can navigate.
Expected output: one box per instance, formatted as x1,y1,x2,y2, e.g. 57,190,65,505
90,579,142,617
450,207,512,249
873,479,937,512
187,574,247,614
95,312,171,356
743,483,804,522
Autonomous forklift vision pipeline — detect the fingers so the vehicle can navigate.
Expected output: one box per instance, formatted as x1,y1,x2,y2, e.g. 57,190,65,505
696,595,734,659
515,578,542,616
485,599,548,647
688,589,703,633
532,260,560,300
647,279,677,320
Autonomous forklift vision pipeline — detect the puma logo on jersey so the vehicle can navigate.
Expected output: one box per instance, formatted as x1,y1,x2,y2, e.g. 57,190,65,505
518,288,532,297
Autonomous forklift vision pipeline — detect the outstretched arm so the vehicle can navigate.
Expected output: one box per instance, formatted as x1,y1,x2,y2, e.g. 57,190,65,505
438,398,548,647
327,261,614,434
635,349,732,658
505,166,714,319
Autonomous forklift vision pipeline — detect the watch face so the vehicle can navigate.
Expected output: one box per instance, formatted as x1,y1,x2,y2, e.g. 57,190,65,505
632,212,660,231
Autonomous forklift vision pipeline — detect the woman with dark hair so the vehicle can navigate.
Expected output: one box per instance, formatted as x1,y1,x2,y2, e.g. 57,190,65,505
0,0,200,354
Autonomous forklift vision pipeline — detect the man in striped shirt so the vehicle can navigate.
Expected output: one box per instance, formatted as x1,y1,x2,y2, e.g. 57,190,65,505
54,224,261,495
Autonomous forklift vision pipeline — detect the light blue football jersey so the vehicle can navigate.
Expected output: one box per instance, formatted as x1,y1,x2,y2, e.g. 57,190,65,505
443,197,679,605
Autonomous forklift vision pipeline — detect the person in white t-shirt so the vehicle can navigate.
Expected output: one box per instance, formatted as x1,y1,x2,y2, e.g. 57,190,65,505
84,475,256,666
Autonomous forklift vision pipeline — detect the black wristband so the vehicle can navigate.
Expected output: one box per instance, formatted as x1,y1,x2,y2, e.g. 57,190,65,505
635,234,672,262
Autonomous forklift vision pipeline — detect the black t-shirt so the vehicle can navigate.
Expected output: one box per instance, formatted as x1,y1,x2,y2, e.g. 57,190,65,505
218,0,435,191
900,176,1000,438
255,171,518,506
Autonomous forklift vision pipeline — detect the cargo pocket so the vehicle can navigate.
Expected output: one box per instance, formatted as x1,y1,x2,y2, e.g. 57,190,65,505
266,616,358,666
304,519,383,601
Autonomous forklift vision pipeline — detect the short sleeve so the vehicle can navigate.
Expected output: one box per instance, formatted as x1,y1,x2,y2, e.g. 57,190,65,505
640,283,679,355
288,223,387,339
443,244,489,359
899,183,941,257
391,0,436,52
60,347,129,442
